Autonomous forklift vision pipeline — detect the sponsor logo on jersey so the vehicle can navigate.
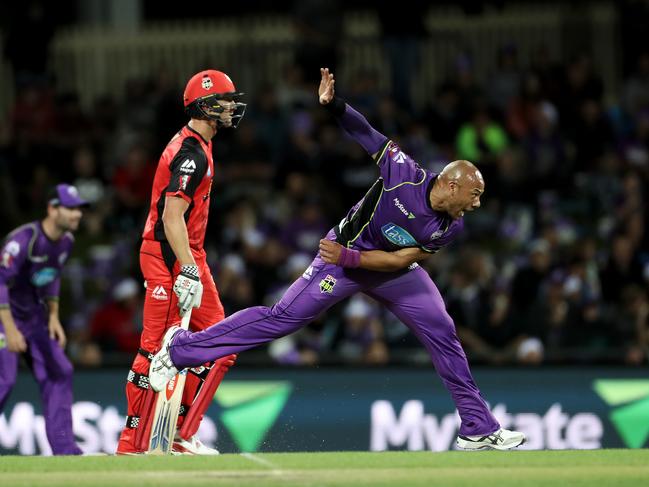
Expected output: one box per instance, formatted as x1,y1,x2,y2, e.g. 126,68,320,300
152,285,168,301
393,198,415,219
0,332,6,350
58,252,68,265
430,229,445,240
302,265,314,280
319,274,337,294
381,224,418,247
180,159,196,174
30,267,58,287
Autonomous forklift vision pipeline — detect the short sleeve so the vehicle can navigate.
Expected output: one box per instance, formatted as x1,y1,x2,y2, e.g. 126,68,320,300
0,230,30,281
377,141,426,189
166,137,208,202
0,228,31,306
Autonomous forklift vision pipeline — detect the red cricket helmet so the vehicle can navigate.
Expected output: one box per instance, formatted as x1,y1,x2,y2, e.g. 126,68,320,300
183,70,246,128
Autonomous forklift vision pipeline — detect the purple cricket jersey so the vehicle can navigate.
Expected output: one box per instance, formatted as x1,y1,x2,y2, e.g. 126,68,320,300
0,222,74,329
0,221,82,455
328,104,464,253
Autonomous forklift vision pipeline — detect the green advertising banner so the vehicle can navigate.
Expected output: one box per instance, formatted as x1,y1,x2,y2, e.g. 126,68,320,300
1,368,648,455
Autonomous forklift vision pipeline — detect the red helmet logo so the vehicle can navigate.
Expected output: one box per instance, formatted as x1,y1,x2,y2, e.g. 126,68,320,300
201,76,213,90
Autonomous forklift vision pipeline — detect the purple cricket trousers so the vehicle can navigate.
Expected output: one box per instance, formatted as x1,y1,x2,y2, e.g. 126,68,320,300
0,322,82,455
171,256,499,436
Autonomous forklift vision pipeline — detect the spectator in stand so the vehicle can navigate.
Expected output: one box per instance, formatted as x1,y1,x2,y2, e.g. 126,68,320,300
279,197,330,255
614,285,649,365
111,145,156,233
88,277,143,356
600,234,644,303
488,43,522,116
622,52,649,119
456,105,509,185
214,254,255,316
337,296,388,365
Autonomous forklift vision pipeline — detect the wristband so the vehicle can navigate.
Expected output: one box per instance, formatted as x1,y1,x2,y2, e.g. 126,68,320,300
323,97,347,117
180,264,200,280
337,246,361,268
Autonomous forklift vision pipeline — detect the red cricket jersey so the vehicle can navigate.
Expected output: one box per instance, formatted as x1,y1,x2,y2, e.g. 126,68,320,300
142,126,214,250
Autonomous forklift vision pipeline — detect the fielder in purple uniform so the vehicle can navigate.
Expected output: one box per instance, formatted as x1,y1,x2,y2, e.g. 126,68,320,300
150,68,525,450
0,184,88,455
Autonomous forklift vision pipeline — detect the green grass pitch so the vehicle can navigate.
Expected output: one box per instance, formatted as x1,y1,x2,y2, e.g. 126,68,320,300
1,450,647,487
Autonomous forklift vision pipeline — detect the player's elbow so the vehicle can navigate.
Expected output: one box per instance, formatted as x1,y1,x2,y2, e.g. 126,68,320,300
161,213,183,238
161,210,174,228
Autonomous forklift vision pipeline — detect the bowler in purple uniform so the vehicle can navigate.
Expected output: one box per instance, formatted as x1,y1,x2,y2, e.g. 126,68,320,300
0,184,88,455
149,69,525,451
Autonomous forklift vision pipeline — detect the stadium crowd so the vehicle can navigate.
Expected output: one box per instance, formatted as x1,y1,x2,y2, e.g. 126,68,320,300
1,21,648,368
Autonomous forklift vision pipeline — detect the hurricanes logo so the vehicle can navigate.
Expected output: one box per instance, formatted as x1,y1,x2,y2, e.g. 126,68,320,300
214,381,292,452
593,379,649,448
319,274,337,294
202,76,213,90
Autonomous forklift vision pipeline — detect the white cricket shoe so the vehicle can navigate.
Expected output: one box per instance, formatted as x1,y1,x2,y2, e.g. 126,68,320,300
172,434,220,455
149,325,181,392
456,428,526,451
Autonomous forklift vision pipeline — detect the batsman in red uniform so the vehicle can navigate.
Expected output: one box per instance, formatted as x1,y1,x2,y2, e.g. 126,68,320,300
116,70,244,455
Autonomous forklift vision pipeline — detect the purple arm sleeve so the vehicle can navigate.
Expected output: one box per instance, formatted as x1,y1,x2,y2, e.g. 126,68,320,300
337,103,388,157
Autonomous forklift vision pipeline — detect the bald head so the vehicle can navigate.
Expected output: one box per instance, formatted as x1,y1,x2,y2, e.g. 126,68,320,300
438,160,484,187
430,160,485,219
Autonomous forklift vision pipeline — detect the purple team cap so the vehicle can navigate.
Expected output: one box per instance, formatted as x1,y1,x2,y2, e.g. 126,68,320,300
49,184,89,208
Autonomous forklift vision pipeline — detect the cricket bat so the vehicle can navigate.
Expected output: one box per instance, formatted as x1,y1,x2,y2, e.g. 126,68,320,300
147,310,192,455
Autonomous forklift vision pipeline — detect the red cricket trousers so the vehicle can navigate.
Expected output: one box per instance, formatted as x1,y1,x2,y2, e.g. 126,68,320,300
116,239,225,453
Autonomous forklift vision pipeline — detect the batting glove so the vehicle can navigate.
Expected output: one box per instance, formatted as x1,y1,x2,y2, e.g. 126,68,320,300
173,264,203,316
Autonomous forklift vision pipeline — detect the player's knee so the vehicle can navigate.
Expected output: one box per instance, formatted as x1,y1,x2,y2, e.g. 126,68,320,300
59,359,75,381
42,359,74,384
268,303,309,333
430,313,457,338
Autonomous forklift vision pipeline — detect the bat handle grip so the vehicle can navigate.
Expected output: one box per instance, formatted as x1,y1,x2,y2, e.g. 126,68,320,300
179,308,192,331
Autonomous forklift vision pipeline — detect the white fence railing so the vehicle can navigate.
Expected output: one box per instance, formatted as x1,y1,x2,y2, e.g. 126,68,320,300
0,4,619,119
